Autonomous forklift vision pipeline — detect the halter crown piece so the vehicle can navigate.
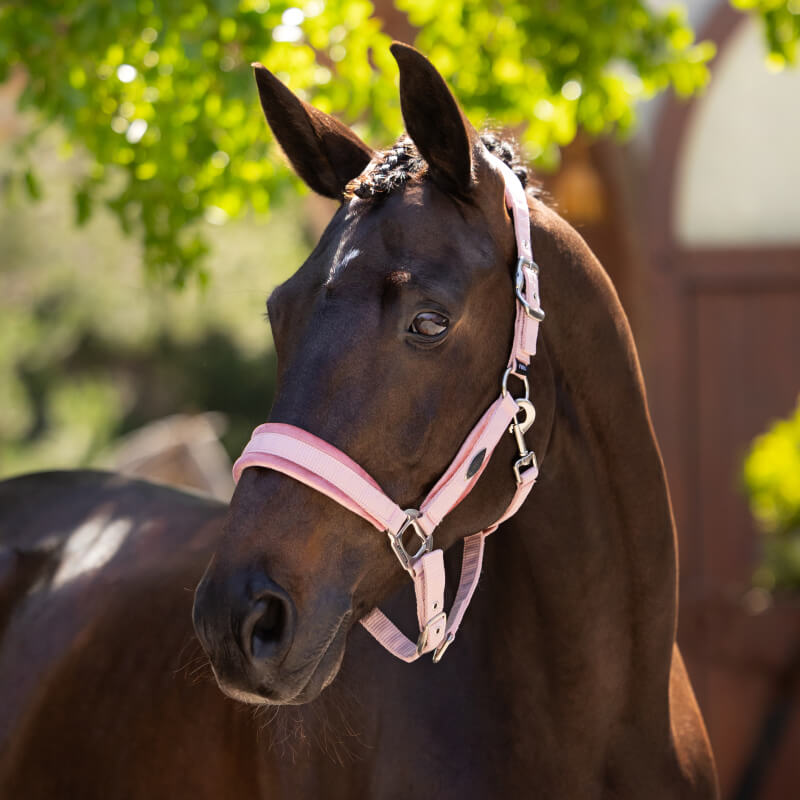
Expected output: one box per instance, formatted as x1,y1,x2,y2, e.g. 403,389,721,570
232,152,544,663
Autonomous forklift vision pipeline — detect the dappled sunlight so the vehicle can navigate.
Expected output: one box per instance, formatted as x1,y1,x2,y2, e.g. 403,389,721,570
51,510,133,588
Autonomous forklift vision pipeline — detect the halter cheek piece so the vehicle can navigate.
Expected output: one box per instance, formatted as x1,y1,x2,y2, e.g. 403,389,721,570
232,153,544,663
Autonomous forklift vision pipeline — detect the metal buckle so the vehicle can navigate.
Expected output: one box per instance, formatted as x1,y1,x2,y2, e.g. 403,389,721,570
515,258,545,322
386,509,432,573
432,632,455,663
416,611,447,656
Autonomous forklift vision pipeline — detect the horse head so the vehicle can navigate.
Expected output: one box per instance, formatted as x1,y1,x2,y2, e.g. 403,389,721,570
193,44,556,705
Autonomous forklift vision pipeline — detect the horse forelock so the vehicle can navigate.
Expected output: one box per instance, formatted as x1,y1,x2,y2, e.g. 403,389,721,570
344,131,537,201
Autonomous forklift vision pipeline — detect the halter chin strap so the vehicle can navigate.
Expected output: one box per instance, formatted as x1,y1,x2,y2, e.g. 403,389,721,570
232,152,544,663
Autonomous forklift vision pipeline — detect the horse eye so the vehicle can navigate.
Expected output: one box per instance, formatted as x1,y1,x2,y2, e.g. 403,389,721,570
410,311,449,338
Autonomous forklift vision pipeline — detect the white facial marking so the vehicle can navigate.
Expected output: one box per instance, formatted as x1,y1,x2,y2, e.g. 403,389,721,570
329,246,360,282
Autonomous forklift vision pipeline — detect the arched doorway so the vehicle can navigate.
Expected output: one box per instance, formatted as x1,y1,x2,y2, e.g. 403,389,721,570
643,6,800,797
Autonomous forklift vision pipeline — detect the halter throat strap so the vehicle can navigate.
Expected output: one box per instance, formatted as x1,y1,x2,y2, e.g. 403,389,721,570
232,152,544,662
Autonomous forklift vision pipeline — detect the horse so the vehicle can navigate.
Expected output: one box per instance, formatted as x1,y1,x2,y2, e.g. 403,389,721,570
0,43,718,798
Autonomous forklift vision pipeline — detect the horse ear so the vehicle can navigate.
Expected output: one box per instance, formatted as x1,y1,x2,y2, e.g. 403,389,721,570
253,63,374,199
390,42,478,196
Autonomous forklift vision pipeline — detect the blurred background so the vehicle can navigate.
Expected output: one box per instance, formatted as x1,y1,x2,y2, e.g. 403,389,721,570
1,1,798,796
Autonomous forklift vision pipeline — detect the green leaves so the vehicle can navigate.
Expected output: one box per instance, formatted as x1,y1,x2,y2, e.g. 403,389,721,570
0,138,310,477
744,400,800,591
399,0,714,163
0,1,793,282
1,0,395,284
23,168,41,200
732,0,800,67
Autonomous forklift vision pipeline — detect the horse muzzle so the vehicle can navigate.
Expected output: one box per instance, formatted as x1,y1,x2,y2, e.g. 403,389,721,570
192,565,348,705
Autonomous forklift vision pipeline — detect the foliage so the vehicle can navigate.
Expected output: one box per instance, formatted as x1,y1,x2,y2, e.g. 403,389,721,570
0,130,303,478
0,0,393,285
743,400,800,592
400,0,714,159
0,0,716,284
732,0,800,67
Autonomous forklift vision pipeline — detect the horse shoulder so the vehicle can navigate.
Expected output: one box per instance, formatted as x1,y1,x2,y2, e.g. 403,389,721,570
0,471,262,800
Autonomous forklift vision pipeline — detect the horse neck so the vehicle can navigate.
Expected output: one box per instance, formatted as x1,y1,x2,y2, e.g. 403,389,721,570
477,202,678,733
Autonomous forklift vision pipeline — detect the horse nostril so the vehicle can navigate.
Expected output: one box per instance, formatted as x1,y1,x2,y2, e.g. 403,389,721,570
245,594,290,663
251,597,284,655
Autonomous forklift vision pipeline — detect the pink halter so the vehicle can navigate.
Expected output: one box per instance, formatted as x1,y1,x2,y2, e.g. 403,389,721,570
232,153,544,663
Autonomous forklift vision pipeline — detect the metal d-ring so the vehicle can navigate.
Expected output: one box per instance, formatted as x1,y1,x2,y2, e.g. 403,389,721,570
501,366,530,399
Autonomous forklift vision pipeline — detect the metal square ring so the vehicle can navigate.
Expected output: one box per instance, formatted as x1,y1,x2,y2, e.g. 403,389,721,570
386,509,432,573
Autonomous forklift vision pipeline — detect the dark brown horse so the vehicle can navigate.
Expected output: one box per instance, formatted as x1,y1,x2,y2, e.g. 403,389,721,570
0,44,717,798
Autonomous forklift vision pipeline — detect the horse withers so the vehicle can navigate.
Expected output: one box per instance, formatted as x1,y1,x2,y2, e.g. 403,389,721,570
1,43,718,798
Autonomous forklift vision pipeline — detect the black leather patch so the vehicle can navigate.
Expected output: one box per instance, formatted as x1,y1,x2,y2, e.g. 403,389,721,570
466,448,486,479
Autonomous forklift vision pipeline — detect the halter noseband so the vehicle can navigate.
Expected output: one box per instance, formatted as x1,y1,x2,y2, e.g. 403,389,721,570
232,153,544,663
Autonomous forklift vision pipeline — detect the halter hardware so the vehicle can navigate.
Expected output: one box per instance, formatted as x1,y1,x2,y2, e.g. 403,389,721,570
387,509,432,573
501,366,530,399
513,452,539,486
509,399,537,486
416,610,447,656
232,152,544,665
432,632,455,663
516,258,546,322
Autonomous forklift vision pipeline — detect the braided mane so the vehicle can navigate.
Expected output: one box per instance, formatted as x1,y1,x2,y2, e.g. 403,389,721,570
345,132,536,200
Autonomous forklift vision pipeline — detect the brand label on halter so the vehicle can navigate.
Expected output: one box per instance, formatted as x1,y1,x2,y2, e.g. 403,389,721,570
466,448,487,479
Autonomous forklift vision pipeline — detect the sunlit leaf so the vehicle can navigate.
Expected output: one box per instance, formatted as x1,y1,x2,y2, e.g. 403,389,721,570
0,0,792,282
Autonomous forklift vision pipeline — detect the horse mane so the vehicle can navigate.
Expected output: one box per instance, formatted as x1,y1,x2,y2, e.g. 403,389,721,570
345,131,539,200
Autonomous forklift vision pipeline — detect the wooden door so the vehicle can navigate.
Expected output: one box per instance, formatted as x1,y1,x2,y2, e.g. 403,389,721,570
641,9,800,797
